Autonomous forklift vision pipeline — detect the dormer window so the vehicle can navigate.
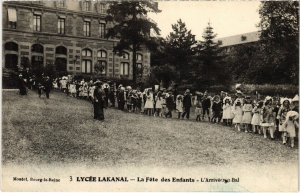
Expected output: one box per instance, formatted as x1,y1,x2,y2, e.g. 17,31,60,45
241,35,247,41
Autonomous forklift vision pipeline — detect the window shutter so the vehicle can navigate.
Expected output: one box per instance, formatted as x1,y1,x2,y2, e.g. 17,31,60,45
53,1,57,7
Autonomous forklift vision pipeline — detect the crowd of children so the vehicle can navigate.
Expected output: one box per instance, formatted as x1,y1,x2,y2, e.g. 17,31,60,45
52,76,299,148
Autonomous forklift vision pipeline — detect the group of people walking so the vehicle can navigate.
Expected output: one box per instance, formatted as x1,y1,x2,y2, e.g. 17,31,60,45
51,76,299,148
19,74,299,148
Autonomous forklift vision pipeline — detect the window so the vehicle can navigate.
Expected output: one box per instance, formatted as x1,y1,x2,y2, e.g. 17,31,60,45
122,52,129,60
241,35,247,41
97,50,107,58
82,0,91,11
96,60,107,75
7,8,17,29
58,18,65,34
99,22,106,38
33,14,41,32
136,53,143,61
99,3,106,13
82,48,92,57
83,21,90,37
57,0,65,8
81,60,92,73
120,62,129,76
69,66,73,70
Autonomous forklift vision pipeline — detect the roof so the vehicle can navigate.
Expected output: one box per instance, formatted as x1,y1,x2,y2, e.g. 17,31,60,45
216,31,261,47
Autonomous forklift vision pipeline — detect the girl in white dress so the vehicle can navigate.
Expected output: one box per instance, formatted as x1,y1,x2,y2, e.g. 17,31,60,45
242,96,253,133
155,92,163,117
233,99,243,131
281,111,299,148
222,96,233,126
144,89,154,116
251,101,263,134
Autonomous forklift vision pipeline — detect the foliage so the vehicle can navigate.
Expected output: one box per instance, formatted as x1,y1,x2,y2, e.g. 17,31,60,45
149,64,177,88
197,23,229,87
164,19,197,81
258,1,299,84
105,1,161,83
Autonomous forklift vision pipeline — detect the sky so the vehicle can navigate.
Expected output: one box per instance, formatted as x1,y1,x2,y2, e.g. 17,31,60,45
148,1,261,40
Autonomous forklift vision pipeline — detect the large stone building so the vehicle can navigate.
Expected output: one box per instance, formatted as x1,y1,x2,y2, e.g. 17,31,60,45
216,31,260,53
2,0,151,80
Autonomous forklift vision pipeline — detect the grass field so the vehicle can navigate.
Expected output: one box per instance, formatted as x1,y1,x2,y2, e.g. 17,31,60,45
2,90,298,167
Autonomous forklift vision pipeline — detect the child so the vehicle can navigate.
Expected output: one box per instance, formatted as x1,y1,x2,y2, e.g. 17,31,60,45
251,101,263,134
211,95,222,123
233,99,243,131
281,111,298,148
242,96,253,133
144,89,154,116
176,95,183,119
277,98,291,144
222,96,233,126
195,93,203,122
155,92,163,117
261,96,276,139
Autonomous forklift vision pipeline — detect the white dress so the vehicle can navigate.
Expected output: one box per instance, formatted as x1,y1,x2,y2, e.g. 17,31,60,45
242,104,253,124
233,106,243,124
155,97,163,109
144,93,154,109
222,104,233,119
176,100,183,113
251,107,261,126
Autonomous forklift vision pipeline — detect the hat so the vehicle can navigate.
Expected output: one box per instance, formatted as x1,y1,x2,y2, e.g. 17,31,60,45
126,86,132,90
245,95,251,99
19,74,23,77
286,111,299,119
236,90,243,95
280,97,291,105
265,96,272,101
94,80,102,86
185,89,190,93
292,95,299,102
223,96,232,103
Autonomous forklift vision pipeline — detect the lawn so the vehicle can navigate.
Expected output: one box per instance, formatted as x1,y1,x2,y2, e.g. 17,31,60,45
2,90,298,167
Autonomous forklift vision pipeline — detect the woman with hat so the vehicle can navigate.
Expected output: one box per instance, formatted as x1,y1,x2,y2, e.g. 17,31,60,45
277,98,291,144
93,81,105,121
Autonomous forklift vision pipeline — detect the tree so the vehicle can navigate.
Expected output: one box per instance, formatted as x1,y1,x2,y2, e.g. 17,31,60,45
258,1,299,84
105,1,161,84
197,22,226,86
164,19,197,82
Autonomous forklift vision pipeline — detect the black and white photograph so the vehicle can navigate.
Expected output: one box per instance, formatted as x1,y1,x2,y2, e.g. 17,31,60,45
1,0,299,191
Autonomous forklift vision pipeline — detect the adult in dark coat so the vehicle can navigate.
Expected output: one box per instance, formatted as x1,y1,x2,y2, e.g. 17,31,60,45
165,92,174,118
93,81,105,121
43,76,52,99
18,74,27,95
182,89,192,119
117,88,126,111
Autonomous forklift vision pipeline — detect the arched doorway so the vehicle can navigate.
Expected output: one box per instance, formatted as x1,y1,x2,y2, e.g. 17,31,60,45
31,44,44,75
55,46,67,73
4,42,18,70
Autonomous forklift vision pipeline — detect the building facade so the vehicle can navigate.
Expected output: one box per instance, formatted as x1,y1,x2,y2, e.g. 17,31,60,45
216,31,260,53
2,0,151,80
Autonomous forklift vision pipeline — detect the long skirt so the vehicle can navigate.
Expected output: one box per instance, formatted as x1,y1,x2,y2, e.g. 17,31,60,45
94,102,104,120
